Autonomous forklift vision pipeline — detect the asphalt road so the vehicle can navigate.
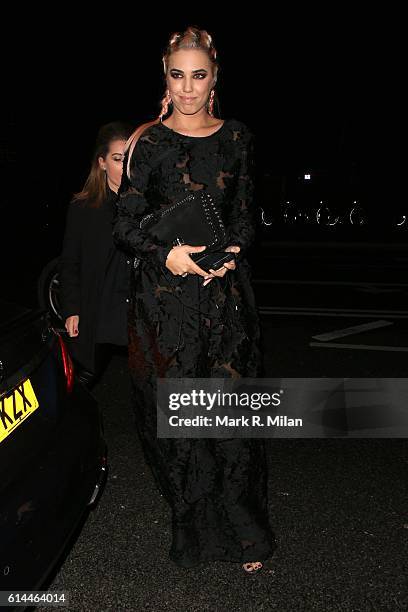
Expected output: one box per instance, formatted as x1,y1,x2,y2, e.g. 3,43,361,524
35,305,408,611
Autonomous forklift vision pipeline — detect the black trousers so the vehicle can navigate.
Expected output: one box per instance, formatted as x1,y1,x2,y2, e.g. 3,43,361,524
75,343,126,388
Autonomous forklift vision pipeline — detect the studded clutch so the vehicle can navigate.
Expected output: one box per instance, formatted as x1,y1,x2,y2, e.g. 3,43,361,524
139,191,227,257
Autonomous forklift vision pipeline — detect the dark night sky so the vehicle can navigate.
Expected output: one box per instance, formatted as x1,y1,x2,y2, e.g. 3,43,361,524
2,15,401,218
22,20,369,190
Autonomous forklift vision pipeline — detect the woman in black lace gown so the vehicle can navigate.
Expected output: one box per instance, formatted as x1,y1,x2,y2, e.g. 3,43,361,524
113,26,276,573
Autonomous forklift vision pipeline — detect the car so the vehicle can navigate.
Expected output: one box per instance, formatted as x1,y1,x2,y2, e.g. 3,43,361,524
0,298,107,597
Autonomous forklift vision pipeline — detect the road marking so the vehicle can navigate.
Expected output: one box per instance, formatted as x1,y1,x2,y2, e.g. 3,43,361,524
311,320,393,342
309,342,408,352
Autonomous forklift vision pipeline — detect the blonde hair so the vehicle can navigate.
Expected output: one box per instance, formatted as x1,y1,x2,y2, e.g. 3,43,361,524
125,26,220,178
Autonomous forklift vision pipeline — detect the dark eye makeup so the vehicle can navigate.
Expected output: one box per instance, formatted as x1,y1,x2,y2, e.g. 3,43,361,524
170,71,207,79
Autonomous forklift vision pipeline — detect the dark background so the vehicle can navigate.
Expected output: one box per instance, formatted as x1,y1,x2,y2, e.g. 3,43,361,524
0,16,403,305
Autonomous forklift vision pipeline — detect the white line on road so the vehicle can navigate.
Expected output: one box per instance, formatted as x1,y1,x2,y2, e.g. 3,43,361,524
309,342,408,352
311,320,394,342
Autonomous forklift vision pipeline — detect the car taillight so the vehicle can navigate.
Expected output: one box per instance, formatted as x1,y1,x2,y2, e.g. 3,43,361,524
56,332,74,393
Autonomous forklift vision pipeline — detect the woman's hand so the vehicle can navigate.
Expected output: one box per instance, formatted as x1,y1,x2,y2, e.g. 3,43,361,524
203,245,240,286
65,315,79,337
165,245,211,278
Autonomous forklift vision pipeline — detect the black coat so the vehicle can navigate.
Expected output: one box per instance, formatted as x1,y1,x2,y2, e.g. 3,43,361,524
59,189,131,372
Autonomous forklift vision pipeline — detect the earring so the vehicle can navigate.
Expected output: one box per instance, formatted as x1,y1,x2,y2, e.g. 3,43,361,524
207,89,215,117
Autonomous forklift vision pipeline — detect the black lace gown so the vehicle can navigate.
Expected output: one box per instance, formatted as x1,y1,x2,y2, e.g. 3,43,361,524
113,118,276,567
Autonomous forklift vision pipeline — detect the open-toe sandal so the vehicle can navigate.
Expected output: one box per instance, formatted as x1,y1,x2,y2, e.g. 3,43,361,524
242,561,263,575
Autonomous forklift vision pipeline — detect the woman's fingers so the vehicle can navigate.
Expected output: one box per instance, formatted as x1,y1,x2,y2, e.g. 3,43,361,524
65,316,79,337
70,323,79,337
190,262,210,277
208,267,228,278
202,259,236,283
165,245,208,277
223,260,236,270
167,245,240,278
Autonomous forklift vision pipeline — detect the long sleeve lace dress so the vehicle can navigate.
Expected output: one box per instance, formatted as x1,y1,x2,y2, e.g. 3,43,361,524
113,118,276,567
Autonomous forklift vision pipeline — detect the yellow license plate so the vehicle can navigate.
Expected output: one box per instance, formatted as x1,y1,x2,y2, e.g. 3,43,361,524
0,379,40,445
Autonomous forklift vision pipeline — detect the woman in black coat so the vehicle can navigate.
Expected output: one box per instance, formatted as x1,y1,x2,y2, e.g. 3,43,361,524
59,121,133,383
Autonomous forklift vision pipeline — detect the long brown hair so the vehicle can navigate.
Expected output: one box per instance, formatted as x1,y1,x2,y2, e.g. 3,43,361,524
125,26,220,178
73,121,133,207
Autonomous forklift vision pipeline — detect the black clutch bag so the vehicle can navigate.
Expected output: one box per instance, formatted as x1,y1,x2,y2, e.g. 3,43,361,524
193,250,236,273
139,191,227,258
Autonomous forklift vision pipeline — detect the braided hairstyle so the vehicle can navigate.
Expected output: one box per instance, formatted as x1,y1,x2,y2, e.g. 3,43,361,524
125,26,220,178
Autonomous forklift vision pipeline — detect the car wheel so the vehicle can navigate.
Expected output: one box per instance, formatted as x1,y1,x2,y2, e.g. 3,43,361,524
37,257,63,323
